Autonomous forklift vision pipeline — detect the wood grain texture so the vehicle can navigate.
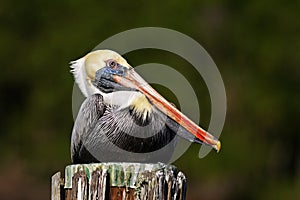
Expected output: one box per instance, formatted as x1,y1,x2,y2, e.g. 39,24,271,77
52,163,186,200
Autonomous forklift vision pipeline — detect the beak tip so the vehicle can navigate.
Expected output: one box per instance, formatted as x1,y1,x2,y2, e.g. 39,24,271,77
214,140,221,153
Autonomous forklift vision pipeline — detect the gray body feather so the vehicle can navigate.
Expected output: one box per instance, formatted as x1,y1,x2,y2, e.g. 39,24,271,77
71,94,193,163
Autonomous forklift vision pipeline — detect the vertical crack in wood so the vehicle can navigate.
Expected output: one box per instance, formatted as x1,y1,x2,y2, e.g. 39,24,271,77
72,171,88,200
100,169,108,200
174,172,186,200
165,169,175,200
90,169,100,200
156,170,166,200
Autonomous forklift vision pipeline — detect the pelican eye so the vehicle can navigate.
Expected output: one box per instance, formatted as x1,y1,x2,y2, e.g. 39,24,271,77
108,60,117,68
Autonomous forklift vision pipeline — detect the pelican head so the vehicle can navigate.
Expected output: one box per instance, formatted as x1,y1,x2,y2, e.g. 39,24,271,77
70,50,131,97
71,50,221,152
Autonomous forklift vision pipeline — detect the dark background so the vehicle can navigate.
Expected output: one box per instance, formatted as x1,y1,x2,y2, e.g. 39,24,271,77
0,1,299,199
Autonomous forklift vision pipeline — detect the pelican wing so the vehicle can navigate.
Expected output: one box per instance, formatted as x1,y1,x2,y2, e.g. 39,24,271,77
71,94,105,163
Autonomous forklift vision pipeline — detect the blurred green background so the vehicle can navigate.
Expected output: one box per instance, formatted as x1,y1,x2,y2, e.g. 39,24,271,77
0,0,299,199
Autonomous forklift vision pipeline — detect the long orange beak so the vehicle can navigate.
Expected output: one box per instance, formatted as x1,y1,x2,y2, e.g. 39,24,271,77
114,68,221,152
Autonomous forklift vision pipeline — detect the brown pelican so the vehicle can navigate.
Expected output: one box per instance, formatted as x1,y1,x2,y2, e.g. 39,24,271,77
70,50,221,164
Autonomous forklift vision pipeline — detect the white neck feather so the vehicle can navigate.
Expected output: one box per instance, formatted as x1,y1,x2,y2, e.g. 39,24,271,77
70,57,102,97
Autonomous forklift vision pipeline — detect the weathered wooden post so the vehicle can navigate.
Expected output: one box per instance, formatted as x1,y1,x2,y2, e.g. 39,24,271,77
51,163,186,200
